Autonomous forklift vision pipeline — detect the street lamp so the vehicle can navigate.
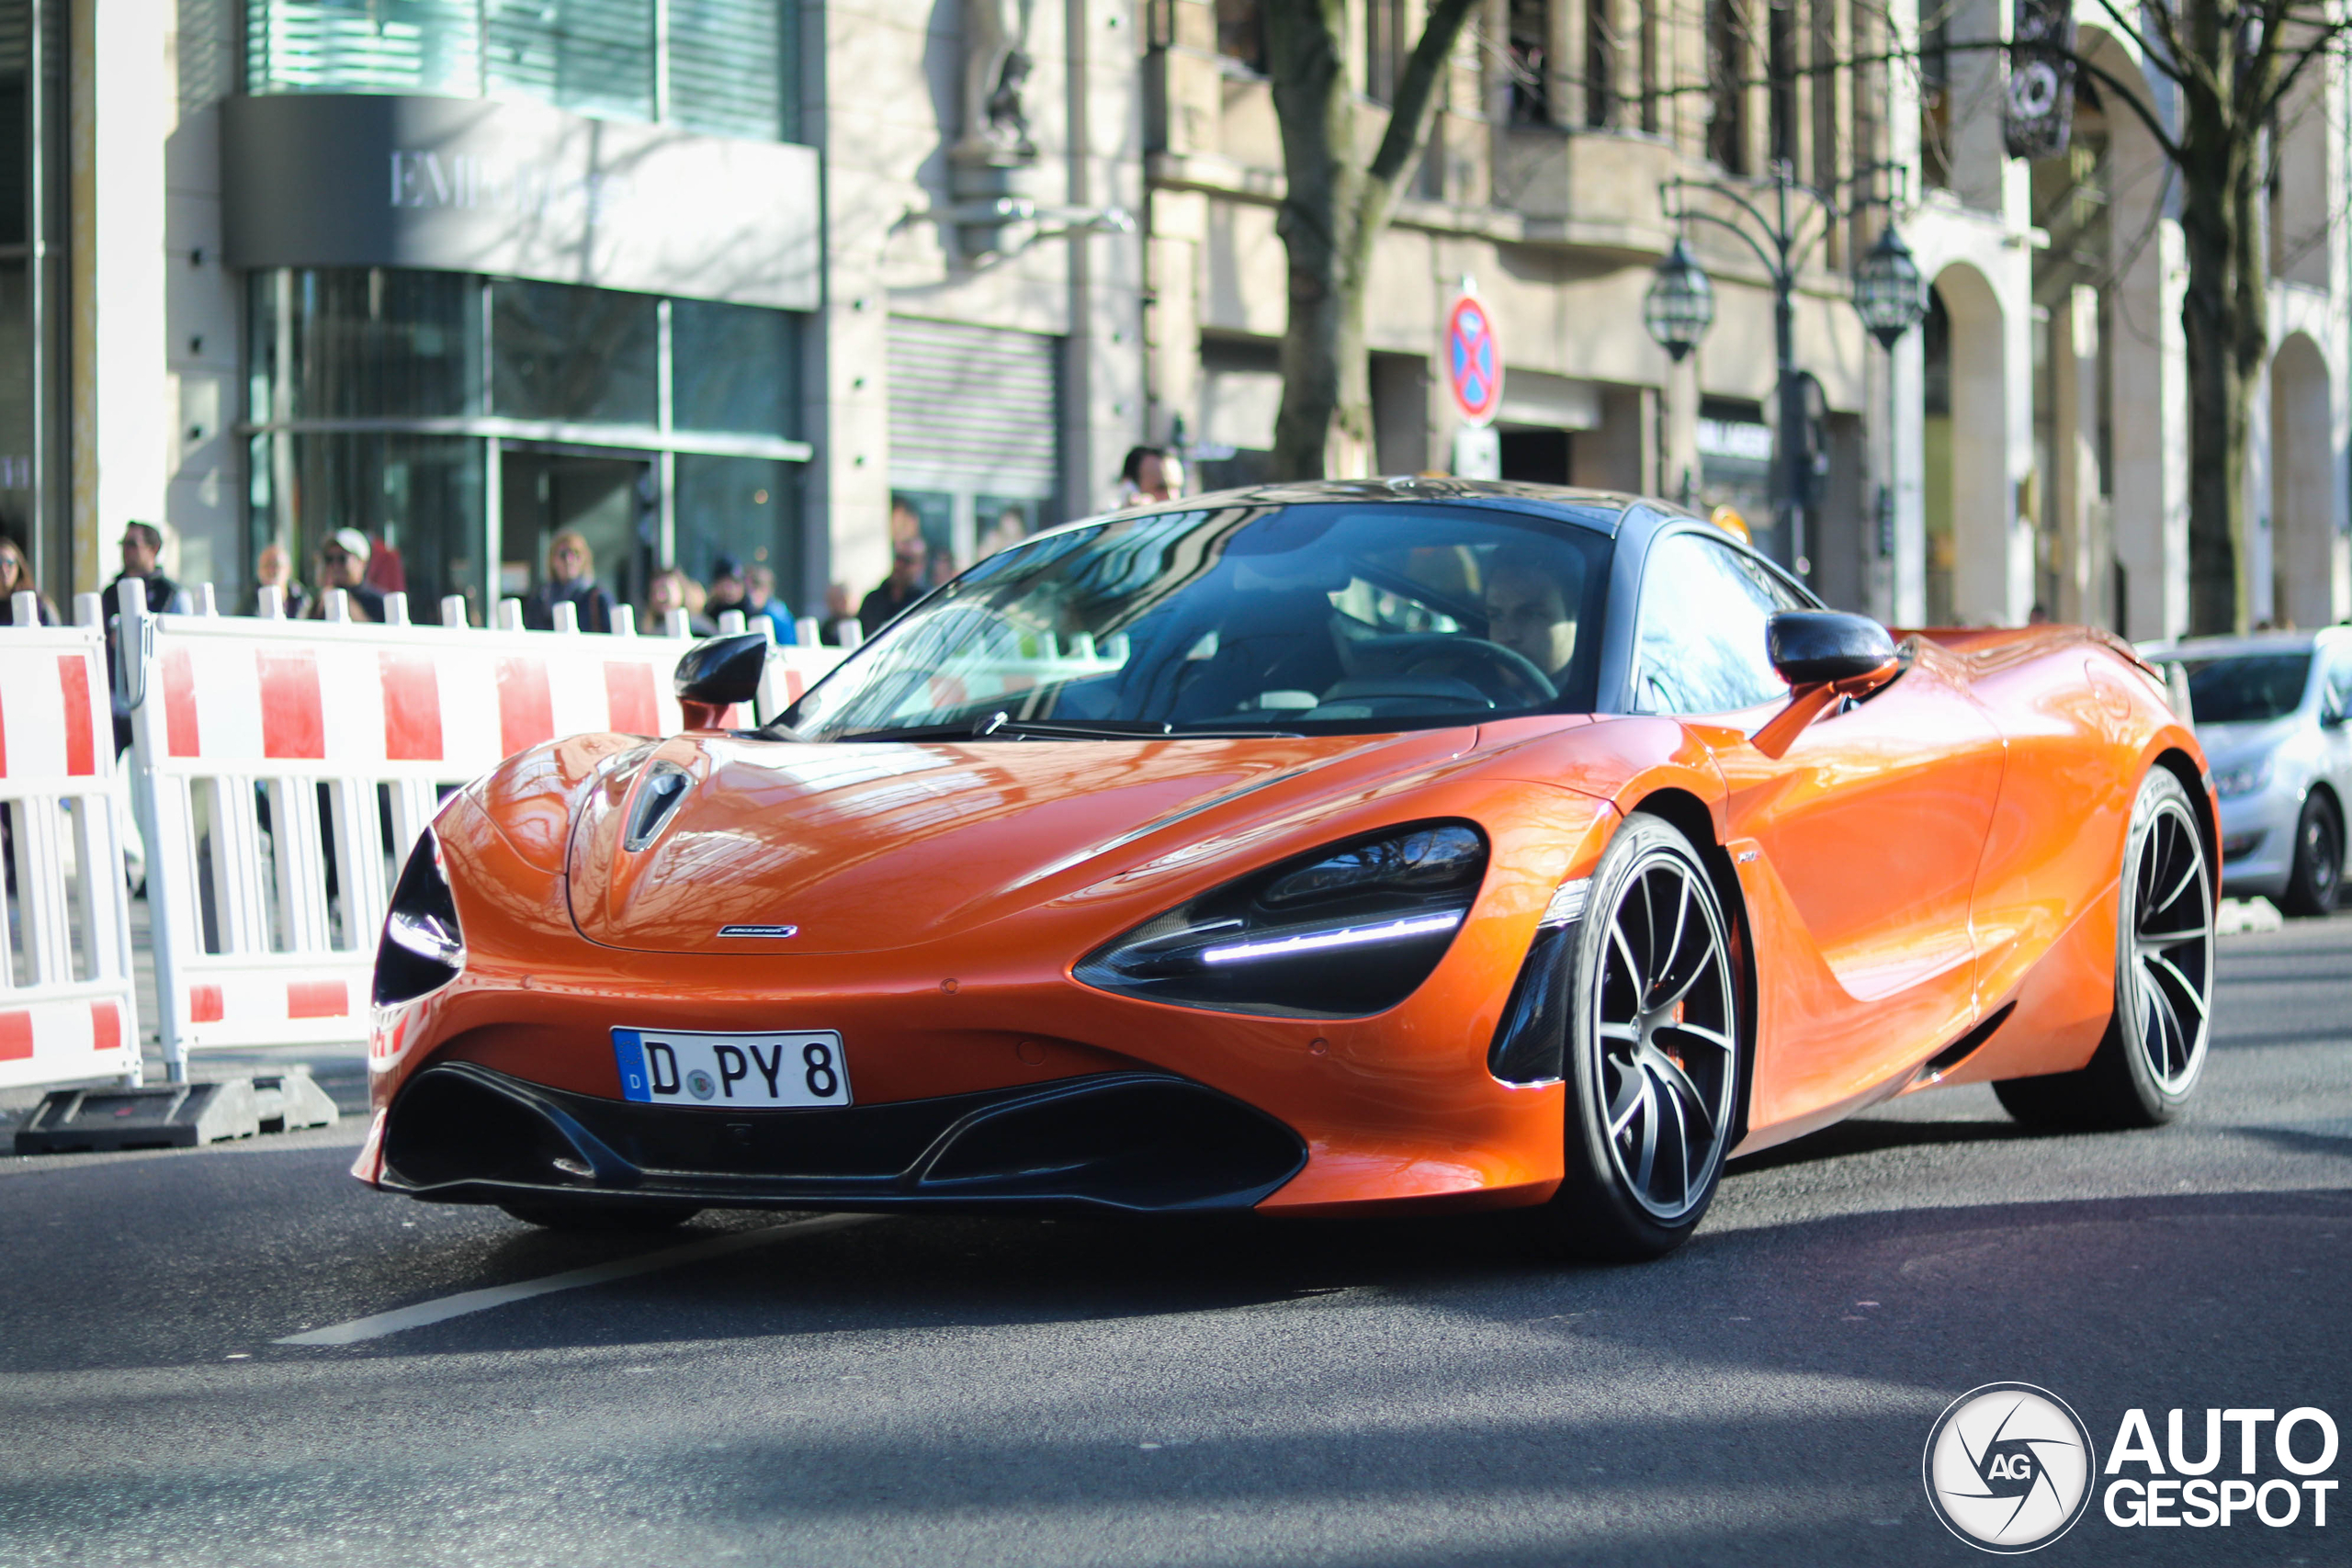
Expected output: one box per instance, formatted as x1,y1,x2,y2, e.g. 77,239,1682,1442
1852,224,1928,349
1644,162,1909,581
1850,222,1928,572
1644,240,1715,363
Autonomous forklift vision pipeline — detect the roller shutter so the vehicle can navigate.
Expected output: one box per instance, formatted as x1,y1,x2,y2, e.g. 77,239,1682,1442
887,318,1060,500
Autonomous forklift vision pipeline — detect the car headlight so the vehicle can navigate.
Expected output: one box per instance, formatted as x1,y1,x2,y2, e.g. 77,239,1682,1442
1074,822,1487,1018
2213,758,2275,799
374,831,465,1007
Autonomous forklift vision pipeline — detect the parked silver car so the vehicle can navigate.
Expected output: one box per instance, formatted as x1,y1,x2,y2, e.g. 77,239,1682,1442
2145,628,2352,915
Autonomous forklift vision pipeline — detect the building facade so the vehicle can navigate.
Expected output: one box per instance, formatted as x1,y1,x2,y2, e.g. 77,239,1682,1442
0,0,1141,622
0,0,2342,637
1139,0,2352,635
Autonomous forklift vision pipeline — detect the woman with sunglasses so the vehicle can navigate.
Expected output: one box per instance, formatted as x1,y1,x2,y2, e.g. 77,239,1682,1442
0,537,56,626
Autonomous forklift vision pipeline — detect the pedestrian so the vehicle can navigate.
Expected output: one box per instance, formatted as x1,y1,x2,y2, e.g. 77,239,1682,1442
859,535,929,639
0,536,57,625
306,528,388,623
978,505,1028,558
744,563,799,645
520,530,616,633
706,555,751,622
253,541,311,618
104,522,180,752
1115,446,1183,507
364,530,406,594
821,581,863,646
107,522,179,618
647,568,717,637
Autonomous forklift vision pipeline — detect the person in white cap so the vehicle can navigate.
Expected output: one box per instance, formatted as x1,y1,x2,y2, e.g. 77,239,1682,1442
307,527,387,623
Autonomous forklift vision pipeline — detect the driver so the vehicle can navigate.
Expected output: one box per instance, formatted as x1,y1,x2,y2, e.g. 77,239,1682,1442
1482,547,1581,686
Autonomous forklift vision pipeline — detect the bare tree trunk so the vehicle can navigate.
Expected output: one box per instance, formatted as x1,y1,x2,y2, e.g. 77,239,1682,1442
2180,157,2248,637
1265,0,1364,479
1263,0,1481,480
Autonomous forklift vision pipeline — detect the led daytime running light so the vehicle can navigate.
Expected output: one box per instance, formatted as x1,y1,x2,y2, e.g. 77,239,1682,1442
386,909,462,966
1201,909,1464,965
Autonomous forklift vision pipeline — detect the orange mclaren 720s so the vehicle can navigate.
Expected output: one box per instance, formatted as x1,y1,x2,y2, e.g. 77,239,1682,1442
357,481,2219,1258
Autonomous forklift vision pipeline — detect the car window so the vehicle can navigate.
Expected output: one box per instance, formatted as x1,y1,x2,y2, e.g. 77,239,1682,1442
2181,653,2312,723
783,503,1615,740
1632,532,1794,715
2326,652,2352,720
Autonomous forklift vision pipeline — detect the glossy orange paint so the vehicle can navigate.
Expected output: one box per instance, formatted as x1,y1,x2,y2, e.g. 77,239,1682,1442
363,624,2208,1212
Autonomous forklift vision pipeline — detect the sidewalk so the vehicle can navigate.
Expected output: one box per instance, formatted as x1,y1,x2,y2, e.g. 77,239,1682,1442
0,893,371,1137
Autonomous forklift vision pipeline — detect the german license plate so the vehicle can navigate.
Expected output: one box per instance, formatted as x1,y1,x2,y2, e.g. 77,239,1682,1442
612,1028,852,1109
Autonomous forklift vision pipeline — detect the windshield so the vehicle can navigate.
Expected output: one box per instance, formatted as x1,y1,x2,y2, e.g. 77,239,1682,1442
783,502,1614,741
2179,652,2312,724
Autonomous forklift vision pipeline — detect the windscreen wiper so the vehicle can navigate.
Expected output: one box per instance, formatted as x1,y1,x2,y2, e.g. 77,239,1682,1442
976,714,1304,741
830,721,987,744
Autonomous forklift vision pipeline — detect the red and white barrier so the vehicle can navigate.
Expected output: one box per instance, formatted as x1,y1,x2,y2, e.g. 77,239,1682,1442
0,592,141,1091
124,585,844,1075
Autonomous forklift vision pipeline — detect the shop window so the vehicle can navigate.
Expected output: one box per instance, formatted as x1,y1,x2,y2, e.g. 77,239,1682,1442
490,281,659,426
1695,397,1771,533
248,268,481,422
677,456,799,605
673,300,797,437
249,432,486,624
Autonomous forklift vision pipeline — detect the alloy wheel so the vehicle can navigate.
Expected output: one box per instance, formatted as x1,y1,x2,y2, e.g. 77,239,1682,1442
1589,851,1739,1222
2301,806,2341,909
2124,794,2213,1092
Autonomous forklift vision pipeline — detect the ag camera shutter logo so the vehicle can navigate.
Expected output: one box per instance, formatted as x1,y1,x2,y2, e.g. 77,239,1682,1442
1923,1382,2098,1552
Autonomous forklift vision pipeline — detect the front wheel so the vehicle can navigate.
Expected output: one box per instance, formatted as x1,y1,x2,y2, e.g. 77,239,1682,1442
1540,813,1742,1260
2279,794,2342,918
1995,767,2214,1129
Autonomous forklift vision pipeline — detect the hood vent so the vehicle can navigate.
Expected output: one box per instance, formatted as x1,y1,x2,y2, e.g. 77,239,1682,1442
623,764,693,852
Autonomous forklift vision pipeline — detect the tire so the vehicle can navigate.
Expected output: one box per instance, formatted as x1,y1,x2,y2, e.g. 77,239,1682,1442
497,1198,703,1233
1540,813,1743,1261
1995,768,2214,1129
2278,793,2342,918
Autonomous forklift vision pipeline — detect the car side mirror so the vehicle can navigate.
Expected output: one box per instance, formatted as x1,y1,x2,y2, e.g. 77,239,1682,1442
674,632,769,730
1752,612,1902,759
1766,610,1900,688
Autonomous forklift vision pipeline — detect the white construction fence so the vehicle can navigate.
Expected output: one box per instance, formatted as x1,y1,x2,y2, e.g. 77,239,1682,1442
0,593,143,1090
1,583,843,1092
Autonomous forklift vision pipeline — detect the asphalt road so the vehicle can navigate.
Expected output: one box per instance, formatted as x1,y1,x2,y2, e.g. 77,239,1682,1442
4,913,2348,1567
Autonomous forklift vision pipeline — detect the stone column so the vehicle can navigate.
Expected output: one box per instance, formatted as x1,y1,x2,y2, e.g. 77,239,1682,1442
69,0,171,593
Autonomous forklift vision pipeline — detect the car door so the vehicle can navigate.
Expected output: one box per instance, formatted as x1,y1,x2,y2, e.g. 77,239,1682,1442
1629,530,2007,1134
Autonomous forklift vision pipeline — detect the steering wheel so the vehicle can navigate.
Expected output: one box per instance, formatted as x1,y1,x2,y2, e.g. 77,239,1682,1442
1353,633,1558,705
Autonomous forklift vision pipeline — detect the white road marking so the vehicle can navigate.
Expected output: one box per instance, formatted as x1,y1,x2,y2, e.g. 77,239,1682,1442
277,1213,875,1347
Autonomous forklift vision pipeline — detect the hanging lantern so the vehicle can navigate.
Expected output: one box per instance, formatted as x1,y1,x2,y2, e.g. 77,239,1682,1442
1644,240,1716,363
1853,225,1928,350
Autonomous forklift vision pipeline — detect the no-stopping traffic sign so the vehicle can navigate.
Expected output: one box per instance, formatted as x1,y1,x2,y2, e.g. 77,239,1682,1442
1443,291,1503,428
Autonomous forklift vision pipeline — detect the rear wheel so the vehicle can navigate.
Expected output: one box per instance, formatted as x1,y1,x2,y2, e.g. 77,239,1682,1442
1996,768,2214,1129
1541,814,1742,1260
497,1198,703,1233
2279,793,2342,918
